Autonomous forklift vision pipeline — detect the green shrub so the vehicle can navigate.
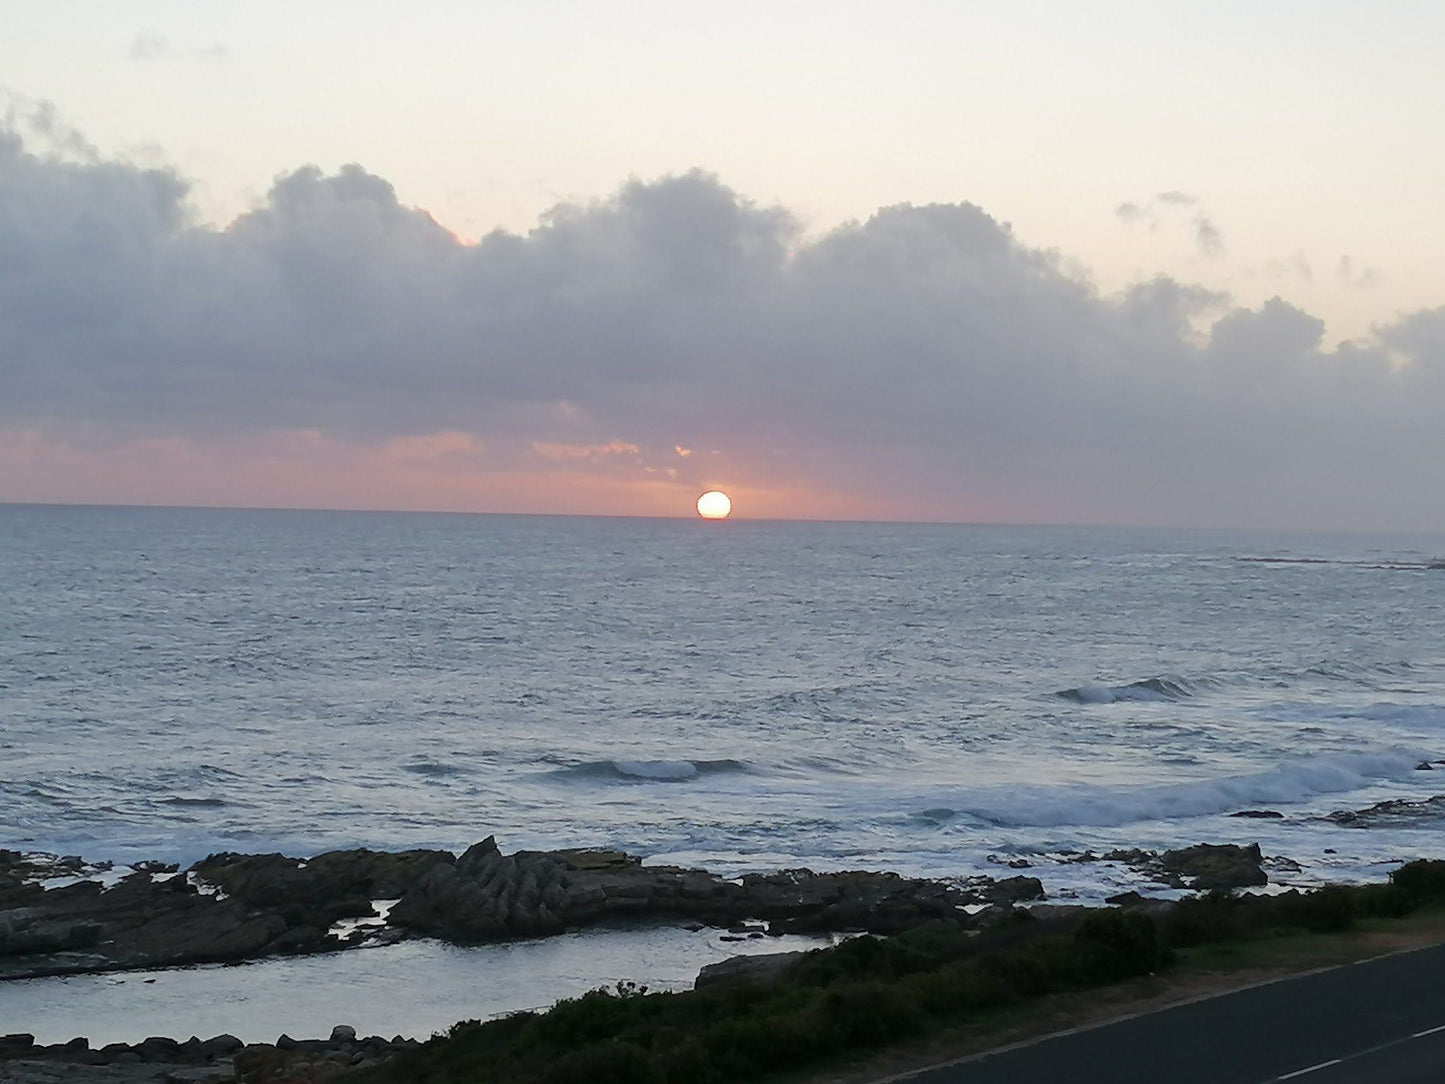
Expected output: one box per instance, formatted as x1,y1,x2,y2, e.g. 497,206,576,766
1353,882,1416,918
540,1040,663,1084
817,980,927,1047
1391,860,1445,903
1071,910,1165,981
1161,893,1245,947
910,960,1016,1016
701,1005,822,1076
1278,886,1355,933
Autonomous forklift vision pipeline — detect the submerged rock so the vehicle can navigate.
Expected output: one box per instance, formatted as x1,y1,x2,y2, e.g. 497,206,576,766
1324,795,1445,827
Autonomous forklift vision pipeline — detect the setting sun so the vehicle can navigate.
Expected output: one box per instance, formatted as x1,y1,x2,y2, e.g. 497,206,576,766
696,490,732,519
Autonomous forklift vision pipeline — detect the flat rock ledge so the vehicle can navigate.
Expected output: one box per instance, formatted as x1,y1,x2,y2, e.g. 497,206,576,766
0,840,1043,980
382,836,1045,942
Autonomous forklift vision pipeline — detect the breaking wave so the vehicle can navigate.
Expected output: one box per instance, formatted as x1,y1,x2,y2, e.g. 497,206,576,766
1056,676,1203,704
911,749,1428,828
546,758,752,784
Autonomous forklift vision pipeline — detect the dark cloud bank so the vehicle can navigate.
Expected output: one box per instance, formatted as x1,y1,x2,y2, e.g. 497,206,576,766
3,120,1444,528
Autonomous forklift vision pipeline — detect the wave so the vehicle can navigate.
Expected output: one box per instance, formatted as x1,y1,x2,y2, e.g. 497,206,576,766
402,760,468,778
1056,676,1202,704
1250,701,1445,730
546,758,752,784
1237,555,1445,571
1059,658,1420,704
911,748,1428,829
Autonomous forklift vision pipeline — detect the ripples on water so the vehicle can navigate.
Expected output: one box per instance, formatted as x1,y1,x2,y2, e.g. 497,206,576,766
4,504,1445,900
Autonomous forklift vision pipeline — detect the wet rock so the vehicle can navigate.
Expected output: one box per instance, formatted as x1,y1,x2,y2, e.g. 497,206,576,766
1,837,1051,977
390,838,1015,942
1160,843,1267,891
132,862,179,875
978,875,1046,905
1105,890,1148,906
1100,848,1155,866
1325,795,1445,827
190,847,451,930
1229,810,1285,819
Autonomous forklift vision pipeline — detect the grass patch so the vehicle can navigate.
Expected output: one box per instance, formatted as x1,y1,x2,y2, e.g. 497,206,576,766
350,860,1445,1084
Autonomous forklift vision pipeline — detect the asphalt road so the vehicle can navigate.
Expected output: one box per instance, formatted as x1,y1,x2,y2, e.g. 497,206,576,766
896,942,1445,1084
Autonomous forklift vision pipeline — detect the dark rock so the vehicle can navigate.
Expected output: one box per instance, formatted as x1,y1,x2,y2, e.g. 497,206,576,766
1417,762,1434,771
1160,843,1267,891
198,1034,242,1058
979,875,1045,905
190,846,452,931
133,861,180,875
1101,848,1155,865
1229,810,1285,819
1325,795,1445,828
696,950,809,988
329,1025,356,1043
135,1036,179,1058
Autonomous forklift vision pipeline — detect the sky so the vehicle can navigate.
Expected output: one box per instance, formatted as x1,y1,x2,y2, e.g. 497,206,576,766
2,1,1444,527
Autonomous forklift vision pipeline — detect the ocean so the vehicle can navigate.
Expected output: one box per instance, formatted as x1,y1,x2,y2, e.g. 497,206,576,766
5,503,1445,905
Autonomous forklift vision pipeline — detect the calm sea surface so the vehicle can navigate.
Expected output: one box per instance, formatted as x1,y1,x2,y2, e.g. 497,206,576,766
5,504,1445,902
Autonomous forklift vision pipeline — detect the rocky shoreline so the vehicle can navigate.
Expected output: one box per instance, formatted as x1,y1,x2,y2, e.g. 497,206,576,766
0,1027,414,1083
1,836,1279,1081
0,838,1055,981
0,835,1284,983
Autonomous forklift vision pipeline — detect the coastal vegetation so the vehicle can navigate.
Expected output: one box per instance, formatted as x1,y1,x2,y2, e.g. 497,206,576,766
358,860,1445,1084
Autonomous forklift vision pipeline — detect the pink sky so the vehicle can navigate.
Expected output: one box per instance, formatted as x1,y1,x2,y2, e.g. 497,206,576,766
0,428,944,522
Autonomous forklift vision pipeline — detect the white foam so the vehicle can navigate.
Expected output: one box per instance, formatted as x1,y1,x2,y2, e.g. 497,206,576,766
908,748,1429,829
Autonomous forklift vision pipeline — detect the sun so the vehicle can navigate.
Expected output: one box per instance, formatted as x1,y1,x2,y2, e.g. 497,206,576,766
695,490,732,519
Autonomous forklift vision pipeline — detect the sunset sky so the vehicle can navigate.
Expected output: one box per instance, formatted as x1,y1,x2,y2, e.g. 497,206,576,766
3,1,1444,527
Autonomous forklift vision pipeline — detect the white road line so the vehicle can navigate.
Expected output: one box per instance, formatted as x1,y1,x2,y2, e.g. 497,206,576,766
1412,1023,1445,1038
1276,1060,1342,1081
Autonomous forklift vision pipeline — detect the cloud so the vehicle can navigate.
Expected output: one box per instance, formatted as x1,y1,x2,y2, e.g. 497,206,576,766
1118,191,1224,256
1155,190,1198,207
1338,254,1382,289
2,118,1444,528
1193,215,1224,258
127,31,227,63
1260,253,1313,283
1114,201,1146,224
129,31,170,61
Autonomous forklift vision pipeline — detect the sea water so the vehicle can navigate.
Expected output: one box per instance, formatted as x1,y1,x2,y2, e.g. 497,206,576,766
5,503,1445,903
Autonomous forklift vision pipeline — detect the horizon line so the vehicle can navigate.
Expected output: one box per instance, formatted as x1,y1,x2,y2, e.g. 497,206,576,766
3,498,1443,539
